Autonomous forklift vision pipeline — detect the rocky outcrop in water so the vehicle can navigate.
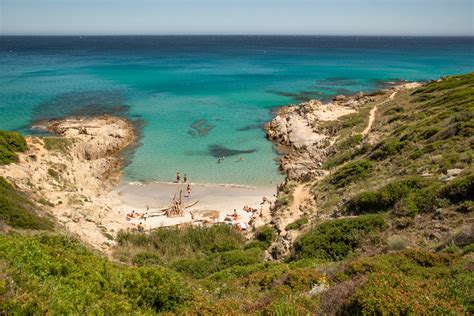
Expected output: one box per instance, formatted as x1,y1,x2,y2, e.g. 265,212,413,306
265,94,373,181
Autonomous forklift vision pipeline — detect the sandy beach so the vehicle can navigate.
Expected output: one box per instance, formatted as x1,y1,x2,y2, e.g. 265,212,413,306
109,181,276,230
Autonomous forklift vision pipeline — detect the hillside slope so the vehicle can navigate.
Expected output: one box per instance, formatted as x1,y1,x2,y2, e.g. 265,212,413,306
0,73,472,315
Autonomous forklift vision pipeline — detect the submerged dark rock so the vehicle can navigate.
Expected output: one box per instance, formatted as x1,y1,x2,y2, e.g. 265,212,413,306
208,144,256,158
236,123,263,132
189,119,215,137
267,90,324,102
31,90,129,122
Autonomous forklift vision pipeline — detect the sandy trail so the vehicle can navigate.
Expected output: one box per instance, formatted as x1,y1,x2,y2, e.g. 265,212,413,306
289,184,310,214
362,91,397,136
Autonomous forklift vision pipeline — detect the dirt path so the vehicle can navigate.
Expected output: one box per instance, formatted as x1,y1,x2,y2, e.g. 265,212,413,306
362,91,397,136
290,184,310,214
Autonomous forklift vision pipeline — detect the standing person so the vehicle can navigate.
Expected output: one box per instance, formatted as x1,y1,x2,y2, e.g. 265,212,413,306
176,172,180,183
186,184,192,197
183,174,188,183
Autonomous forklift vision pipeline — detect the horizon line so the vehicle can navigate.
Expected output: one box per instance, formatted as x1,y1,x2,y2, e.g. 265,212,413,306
1,34,473,37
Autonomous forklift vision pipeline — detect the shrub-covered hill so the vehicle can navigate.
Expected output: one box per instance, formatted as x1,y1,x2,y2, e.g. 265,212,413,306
289,72,473,250
1,72,473,315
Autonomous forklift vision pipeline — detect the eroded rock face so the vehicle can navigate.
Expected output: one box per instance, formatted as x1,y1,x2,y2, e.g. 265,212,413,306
0,115,135,251
265,94,372,181
260,93,378,260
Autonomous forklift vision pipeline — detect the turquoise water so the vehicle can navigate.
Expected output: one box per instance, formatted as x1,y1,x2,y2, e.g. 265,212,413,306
0,36,473,186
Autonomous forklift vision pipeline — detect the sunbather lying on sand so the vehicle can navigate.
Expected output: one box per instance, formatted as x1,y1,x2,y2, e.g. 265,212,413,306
126,210,145,220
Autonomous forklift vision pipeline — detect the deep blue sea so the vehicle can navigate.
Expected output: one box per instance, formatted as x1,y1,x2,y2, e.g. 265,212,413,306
0,36,473,186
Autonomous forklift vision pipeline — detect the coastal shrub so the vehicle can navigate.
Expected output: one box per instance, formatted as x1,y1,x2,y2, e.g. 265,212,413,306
346,177,431,214
254,225,275,248
0,130,27,165
172,248,264,278
368,139,406,160
0,234,189,314
292,215,387,261
244,240,269,250
417,126,441,140
337,134,363,151
347,272,465,315
323,150,354,170
439,174,474,203
0,147,18,165
336,249,473,314
329,160,373,188
132,251,162,266
0,177,53,230
406,185,444,213
0,131,27,152
285,216,309,231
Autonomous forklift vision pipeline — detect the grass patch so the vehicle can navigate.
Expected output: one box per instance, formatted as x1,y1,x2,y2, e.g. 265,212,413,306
116,224,244,262
43,137,71,152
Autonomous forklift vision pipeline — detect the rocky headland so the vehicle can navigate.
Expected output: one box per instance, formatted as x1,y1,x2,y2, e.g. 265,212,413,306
0,116,135,249
259,83,425,259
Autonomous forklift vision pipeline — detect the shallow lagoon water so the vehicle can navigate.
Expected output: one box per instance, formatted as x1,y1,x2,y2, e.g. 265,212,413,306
0,36,472,186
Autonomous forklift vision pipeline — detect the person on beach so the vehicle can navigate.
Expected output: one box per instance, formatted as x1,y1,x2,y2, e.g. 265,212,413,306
186,184,192,197
176,172,180,183
232,209,238,221
183,174,188,183
137,222,145,233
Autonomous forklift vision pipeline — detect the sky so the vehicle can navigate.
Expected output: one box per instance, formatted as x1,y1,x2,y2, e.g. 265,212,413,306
0,0,473,36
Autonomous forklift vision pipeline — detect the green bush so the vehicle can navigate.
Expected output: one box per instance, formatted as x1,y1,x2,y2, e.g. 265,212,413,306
255,225,275,248
0,234,189,314
338,249,471,314
0,130,27,165
346,177,435,215
285,216,309,231
244,240,269,250
0,177,53,230
439,174,474,203
131,251,162,266
293,215,387,261
348,272,465,315
172,248,264,278
0,147,18,165
0,130,27,152
406,185,444,213
369,139,406,160
329,160,373,188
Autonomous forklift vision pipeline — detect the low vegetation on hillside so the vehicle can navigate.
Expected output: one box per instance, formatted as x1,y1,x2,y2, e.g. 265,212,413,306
0,73,473,314
0,131,27,165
